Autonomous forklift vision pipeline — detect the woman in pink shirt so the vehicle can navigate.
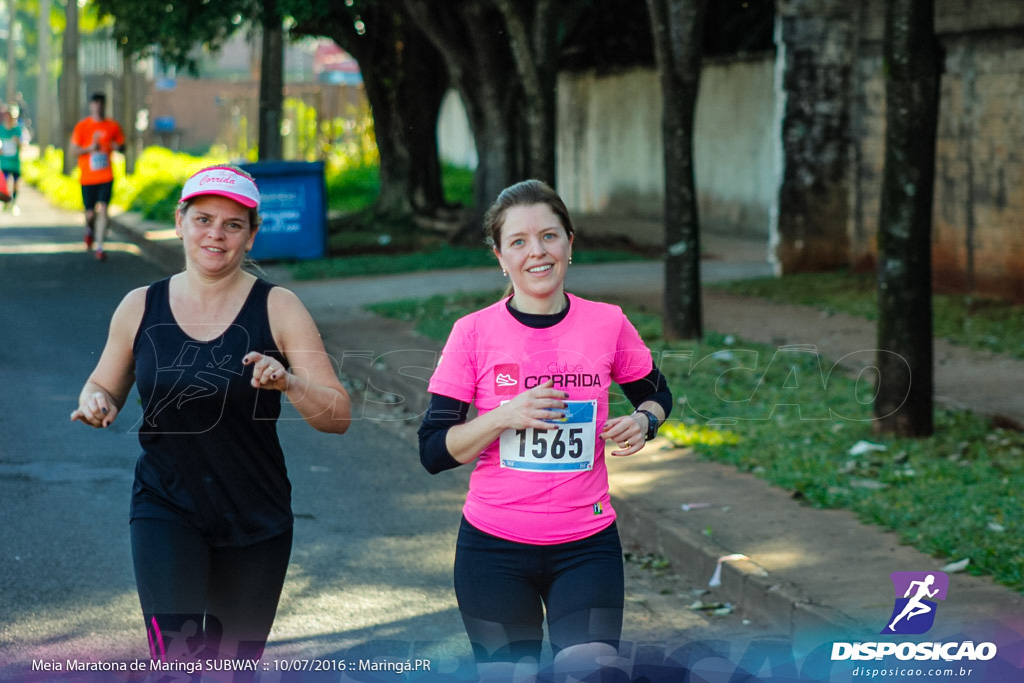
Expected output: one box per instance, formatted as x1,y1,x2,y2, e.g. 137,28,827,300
420,180,672,680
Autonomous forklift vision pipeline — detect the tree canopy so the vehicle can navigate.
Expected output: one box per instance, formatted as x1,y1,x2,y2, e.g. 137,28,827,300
92,0,258,74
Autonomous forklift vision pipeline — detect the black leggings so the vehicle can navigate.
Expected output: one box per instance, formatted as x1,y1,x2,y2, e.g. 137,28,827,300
454,517,624,665
130,518,292,663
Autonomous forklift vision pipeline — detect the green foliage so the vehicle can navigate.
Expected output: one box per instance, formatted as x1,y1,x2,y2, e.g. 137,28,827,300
21,147,82,211
25,146,224,218
93,0,257,74
323,104,380,173
292,247,497,281
442,163,475,207
119,147,223,219
367,292,1024,592
714,271,878,318
25,138,474,230
292,245,644,281
367,291,508,342
326,165,380,216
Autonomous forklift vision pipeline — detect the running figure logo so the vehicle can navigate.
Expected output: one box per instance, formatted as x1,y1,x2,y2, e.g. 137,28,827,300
881,571,948,635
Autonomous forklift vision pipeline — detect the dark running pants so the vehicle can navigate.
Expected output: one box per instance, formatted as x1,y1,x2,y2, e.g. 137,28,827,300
130,518,292,665
454,516,624,665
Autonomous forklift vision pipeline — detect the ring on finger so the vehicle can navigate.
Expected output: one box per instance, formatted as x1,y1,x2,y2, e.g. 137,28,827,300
623,440,630,448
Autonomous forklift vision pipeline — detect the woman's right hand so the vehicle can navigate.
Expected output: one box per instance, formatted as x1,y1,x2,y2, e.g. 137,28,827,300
70,390,119,429
499,379,568,431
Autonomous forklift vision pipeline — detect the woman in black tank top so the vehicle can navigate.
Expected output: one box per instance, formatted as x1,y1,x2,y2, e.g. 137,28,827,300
71,165,352,668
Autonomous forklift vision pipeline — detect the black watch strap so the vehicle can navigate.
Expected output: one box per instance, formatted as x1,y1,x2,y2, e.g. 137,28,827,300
634,409,659,441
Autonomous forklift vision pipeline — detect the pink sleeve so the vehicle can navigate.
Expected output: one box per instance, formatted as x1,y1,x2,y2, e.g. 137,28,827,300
610,313,654,385
427,318,478,403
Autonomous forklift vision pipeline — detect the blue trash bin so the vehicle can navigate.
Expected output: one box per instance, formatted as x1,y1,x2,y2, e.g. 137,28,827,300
239,161,327,261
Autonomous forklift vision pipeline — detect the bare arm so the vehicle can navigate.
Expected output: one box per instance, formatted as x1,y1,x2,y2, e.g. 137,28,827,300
70,288,146,428
254,287,351,434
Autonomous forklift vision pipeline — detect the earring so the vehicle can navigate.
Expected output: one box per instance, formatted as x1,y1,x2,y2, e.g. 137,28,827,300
568,257,572,265
502,269,508,277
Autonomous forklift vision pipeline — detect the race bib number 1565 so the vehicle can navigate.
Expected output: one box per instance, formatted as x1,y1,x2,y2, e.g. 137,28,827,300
499,400,597,472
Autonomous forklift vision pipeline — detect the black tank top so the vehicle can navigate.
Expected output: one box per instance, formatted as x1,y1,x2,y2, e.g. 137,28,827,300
130,276,292,546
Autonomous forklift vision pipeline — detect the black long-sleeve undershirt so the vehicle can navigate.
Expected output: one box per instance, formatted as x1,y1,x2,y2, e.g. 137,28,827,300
418,366,672,474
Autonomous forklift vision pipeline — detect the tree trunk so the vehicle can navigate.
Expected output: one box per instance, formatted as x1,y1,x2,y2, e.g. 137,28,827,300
120,51,138,174
647,0,706,341
35,0,52,149
773,1,859,273
873,0,940,437
295,3,447,219
354,12,446,218
6,0,16,105
493,0,558,186
61,0,79,175
258,0,284,161
405,0,523,242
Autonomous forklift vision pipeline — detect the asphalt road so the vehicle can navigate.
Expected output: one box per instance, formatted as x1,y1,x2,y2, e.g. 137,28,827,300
0,214,764,681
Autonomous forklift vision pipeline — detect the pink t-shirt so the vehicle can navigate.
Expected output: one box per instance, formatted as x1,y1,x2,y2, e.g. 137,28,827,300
427,293,653,544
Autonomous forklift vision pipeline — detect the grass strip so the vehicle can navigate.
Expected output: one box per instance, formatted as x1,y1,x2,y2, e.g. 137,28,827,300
714,272,1024,359
291,247,646,281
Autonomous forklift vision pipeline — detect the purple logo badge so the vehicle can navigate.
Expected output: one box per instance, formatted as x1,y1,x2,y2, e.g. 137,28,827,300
881,571,948,635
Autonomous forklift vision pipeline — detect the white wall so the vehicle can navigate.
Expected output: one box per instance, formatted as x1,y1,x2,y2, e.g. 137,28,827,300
437,90,477,169
436,55,777,240
693,56,778,238
556,68,666,218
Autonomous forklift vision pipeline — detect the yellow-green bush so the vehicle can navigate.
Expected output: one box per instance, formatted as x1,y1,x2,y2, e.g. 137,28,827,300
25,146,226,218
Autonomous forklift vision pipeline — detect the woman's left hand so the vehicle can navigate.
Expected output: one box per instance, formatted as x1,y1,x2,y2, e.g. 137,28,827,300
243,352,291,392
601,413,647,457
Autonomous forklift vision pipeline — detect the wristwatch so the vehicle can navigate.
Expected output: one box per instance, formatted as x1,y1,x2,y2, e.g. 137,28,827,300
634,409,660,441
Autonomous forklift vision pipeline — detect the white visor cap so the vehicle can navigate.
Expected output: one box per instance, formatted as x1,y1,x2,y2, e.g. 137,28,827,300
180,166,260,209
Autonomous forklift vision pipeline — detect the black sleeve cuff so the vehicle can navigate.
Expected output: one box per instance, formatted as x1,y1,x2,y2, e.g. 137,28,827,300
417,394,471,474
619,364,673,418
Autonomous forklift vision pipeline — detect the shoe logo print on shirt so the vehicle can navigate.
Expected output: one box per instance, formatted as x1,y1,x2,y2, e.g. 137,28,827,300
494,364,520,395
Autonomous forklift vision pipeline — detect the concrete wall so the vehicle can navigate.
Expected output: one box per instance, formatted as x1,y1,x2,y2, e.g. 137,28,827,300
848,1,1024,301
437,56,778,245
555,67,664,220
693,57,778,240
430,2,1024,302
555,58,777,241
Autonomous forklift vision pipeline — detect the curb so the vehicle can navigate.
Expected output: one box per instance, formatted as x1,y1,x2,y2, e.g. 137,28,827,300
108,211,182,275
610,488,871,643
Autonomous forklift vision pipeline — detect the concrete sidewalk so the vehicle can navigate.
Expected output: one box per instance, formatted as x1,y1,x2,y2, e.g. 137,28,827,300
102,204,1024,653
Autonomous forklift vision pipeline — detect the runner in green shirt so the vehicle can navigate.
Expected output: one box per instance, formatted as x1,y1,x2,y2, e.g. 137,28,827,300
0,105,23,214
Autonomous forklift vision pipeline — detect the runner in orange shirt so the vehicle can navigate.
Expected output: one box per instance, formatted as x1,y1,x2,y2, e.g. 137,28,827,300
69,93,125,261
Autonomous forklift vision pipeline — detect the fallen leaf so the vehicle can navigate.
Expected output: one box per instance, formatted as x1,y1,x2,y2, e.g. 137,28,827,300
940,558,970,573
850,479,889,490
849,440,887,456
